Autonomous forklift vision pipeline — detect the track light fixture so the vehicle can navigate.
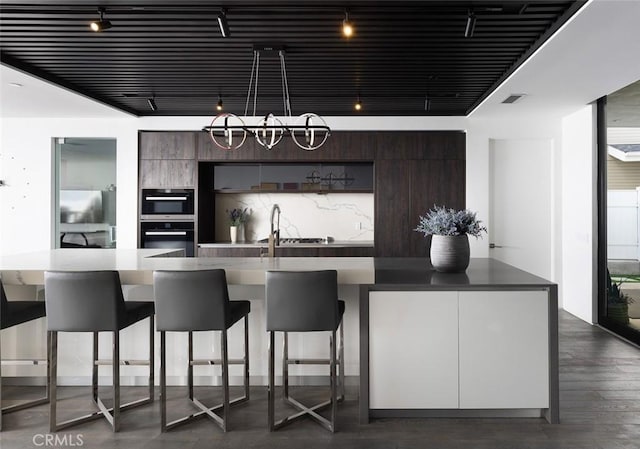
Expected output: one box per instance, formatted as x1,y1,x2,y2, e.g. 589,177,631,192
216,96,224,111
465,10,476,38
90,7,112,32
147,98,157,111
342,10,354,38
217,9,230,38
424,96,431,112
354,95,362,111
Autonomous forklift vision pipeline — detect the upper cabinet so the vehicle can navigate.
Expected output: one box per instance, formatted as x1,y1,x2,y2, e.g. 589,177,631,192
197,131,375,161
140,132,196,159
212,162,373,193
139,132,197,188
139,160,196,188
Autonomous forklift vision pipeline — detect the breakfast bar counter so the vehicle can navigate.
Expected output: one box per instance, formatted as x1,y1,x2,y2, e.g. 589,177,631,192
0,250,557,424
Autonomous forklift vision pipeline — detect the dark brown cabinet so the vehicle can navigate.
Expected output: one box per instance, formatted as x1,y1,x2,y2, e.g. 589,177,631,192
374,132,465,257
139,132,197,188
141,130,466,257
139,160,196,188
140,132,196,159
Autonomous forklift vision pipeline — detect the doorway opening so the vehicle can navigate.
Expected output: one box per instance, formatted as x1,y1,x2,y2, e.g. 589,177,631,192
53,138,117,249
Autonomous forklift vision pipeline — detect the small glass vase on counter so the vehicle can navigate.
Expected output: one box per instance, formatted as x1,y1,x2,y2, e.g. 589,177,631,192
227,207,249,243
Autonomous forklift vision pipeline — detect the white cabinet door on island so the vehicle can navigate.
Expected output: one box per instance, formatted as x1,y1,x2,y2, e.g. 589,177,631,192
458,290,549,409
369,291,459,409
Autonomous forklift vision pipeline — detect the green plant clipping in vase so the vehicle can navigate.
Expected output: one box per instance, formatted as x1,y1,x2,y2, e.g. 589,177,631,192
415,205,487,238
227,207,248,227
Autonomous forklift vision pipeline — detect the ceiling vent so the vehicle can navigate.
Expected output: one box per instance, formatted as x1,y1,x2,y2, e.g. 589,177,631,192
501,94,527,104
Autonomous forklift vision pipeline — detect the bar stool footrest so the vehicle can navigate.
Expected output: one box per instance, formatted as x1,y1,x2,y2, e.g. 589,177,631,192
2,396,49,414
190,358,246,366
94,359,150,366
52,393,153,432
274,396,336,432
164,392,249,432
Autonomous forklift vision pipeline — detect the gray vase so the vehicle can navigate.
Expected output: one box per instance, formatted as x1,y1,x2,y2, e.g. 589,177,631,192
430,234,470,273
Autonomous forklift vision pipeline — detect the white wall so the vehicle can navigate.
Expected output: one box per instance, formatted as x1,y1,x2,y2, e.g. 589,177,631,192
466,118,563,285
561,105,597,323
0,118,138,255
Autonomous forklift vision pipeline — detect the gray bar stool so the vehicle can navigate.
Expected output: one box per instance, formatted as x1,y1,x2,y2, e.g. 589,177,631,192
0,280,49,431
265,270,345,432
153,269,250,432
44,271,154,432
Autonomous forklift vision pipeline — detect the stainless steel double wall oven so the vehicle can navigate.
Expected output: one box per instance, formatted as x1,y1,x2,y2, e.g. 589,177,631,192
140,189,195,257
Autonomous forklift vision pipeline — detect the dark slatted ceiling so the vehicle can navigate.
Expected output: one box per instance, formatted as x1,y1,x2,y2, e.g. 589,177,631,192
0,1,585,116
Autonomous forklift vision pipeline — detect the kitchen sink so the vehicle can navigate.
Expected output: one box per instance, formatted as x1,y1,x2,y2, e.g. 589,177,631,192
256,237,326,244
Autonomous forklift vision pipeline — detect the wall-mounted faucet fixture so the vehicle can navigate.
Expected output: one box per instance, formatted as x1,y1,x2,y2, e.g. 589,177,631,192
268,204,281,257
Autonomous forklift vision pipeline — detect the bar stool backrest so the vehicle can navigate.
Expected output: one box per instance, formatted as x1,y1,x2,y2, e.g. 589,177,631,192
266,270,339,332
44,271,124,332
153,269,230,331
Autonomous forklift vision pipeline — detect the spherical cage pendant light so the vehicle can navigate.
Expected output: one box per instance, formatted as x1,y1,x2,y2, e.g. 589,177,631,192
209,113,247,150
254,114,285,150
291,113,330,151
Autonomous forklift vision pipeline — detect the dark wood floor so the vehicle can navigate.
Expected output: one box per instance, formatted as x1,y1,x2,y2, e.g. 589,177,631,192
2,310,640,449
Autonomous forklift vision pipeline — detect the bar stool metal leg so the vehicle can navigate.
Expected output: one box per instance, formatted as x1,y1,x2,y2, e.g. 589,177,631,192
49,331,57,432
49,317,155,432
188,331,194,401
243,315,250,401
149,318,155,403
92,332,98,404
339,322,345,401
112,332,120,432
330,330,337,432
1,321,50,431
162,319,250,432
268,331,275,431
283,332,289,400
221,330,230,431
270,321,345,433
160,331,167,432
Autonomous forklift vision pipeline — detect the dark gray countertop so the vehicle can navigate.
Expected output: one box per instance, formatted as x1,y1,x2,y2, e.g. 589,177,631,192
373,258,555,287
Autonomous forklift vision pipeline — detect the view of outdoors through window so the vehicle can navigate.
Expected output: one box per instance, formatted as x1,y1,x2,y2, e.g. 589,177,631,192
605,79,640,339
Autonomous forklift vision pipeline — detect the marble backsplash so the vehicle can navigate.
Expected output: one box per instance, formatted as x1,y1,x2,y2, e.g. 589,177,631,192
213,193,374,243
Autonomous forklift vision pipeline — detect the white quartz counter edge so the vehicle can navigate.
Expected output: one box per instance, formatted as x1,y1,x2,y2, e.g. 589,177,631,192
0,249,376,286
199,241,374,249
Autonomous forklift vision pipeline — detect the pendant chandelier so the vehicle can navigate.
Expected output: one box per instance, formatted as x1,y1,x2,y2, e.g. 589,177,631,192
203,46,331,151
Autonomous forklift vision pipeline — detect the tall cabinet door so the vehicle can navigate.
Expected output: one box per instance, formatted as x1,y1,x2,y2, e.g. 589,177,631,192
369,291,459,409
374,161,412,257
374,159,465,257
458,290,549,409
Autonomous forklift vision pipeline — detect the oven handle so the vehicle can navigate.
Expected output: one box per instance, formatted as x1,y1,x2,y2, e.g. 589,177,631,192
145,196,188,201
144,231,187,236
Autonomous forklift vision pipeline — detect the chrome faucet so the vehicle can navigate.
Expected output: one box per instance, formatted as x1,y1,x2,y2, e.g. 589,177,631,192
268,204,281,257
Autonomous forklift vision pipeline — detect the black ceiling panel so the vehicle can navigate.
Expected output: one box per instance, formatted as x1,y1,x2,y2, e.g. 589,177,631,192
0,1,586,116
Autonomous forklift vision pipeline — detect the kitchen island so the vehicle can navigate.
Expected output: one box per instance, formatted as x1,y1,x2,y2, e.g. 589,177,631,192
0,250,557,423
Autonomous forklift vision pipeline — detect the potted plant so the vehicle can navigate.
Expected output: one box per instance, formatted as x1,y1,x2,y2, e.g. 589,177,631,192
607,269,634,324
227,207,248,243
415,205,487,273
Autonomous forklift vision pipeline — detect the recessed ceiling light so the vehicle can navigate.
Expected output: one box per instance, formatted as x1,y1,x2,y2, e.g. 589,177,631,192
8,82,23,88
